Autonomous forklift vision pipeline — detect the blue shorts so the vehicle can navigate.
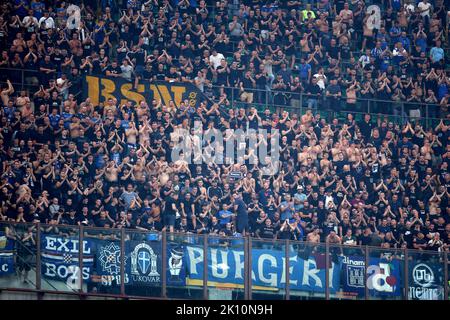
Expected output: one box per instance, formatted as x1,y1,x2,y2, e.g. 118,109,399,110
164,215,176,227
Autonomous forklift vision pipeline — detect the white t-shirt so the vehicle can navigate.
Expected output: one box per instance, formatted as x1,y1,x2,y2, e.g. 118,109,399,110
393,47,406,57
121,65,133,80
209,53,225,70
313,73,327,90
39,16,55,29
418,2,432,17
194,76,205,92
22,16,39,32
359,55,370,68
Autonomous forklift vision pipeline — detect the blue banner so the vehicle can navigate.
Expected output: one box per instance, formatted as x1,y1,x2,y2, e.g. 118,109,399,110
126,240,161,286
0,233,15,275
408,261,444,300
185,246,340,293
341,255,365,298
94,240,126,287
95,240,162,287
167,244,186,286
341,256,402,298
40,234,94,281
367,258,402,297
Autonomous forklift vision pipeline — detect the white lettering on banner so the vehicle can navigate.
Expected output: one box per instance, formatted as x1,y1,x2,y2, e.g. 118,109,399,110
367,263,393,292
45,237,56,250
258,254,278,286
409,286,442,300
66,265,82,290
187,246,203,276
187,248,336,288
101,275,129,286
412,263,434,287
280,256,299,286
44,237,91,254
211,249,229,279
302,259,322,288
1,263,8,272
343,256,365,266
232,251,245,280
44,263,90,280
131,275,160,283
408,263,442,300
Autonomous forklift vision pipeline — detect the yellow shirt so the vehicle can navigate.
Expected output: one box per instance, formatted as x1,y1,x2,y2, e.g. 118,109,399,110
302,10,316,20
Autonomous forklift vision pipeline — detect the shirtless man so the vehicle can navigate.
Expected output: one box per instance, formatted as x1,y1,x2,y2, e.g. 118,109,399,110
0,80,14,106
307,227,321,243
12,33,26,54
138,120,151,145
16,90,31,111
105,160,121,188
339,3,353,24
331,142,342,162
132,159,146,183
136,101,149,119
320,152,333,172
69,116,82,138
316,13,330,34
125,121,138,146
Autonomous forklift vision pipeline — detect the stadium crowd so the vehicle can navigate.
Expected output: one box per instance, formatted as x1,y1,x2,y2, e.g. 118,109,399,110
0,0,449,253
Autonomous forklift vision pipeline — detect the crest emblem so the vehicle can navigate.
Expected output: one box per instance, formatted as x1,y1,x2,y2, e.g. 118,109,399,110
99,243,122,275
131,243,159,276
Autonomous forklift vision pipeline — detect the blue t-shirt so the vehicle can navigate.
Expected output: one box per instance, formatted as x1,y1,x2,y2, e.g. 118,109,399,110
280,201,294,221
121,120,130,129
49,114,61,129
438,83,448,100
298,63,311,80
95,154,106,168
392,0,401,10
258,189,274,206
399,36,411,51
31,1,45,19
430,47,444,63
389,26,401,44
380,55,391,71
14,0,29,17
111,152,121,165
217,210,233,225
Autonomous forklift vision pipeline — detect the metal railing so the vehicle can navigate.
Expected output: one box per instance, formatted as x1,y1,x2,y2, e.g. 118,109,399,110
0,221,448,300
0,67,82,100
1,67,447,127
206,84,448,128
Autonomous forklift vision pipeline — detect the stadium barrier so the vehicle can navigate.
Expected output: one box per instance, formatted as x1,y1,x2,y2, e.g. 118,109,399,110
0,221,448,300
0,67,447,129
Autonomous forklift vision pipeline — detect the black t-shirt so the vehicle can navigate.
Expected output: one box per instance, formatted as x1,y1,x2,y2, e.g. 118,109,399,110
62,215,79,226
39,60,55,72
402,228,414,248
260,226,275,239
307,83,321,96
340,44,351,60
360,234,372,246
216,65,229,85
182,198,194,216
328,45,339,60
106,65,122,76
165,196,178,216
